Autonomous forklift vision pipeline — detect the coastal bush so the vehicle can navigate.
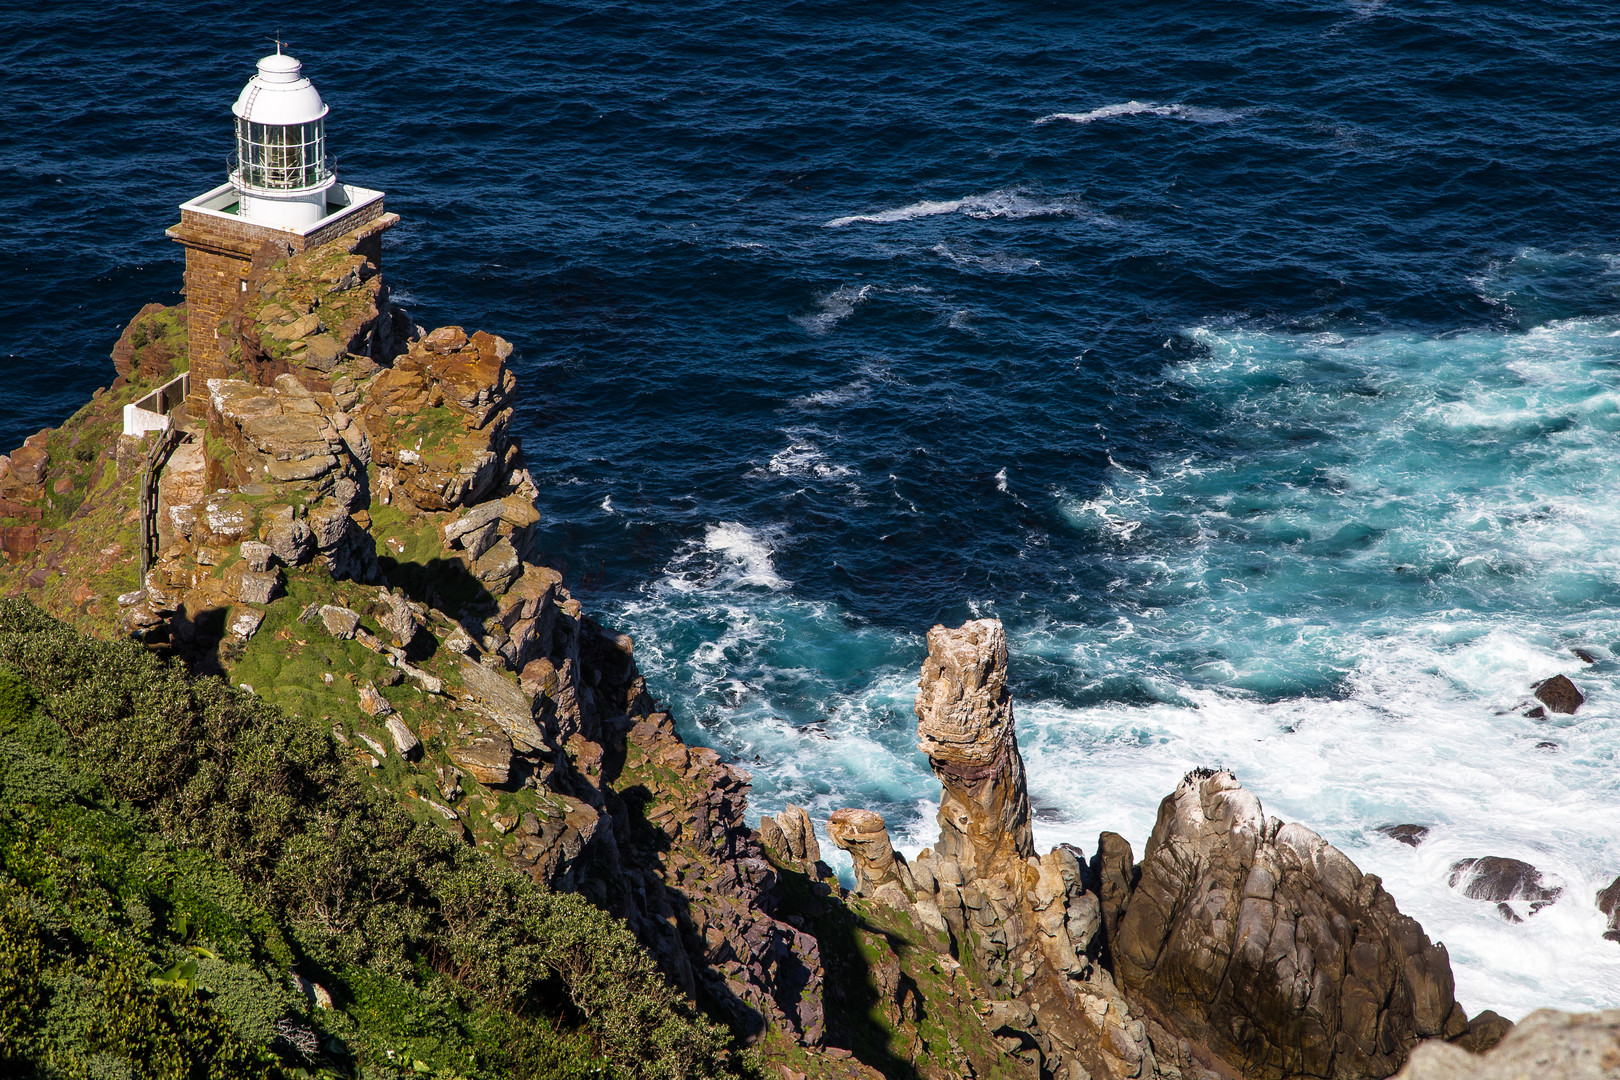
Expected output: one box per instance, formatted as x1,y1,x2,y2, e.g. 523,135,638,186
0,600,731,1080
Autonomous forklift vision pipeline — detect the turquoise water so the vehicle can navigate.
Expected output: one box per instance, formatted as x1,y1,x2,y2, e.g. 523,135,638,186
618,249,1620,1017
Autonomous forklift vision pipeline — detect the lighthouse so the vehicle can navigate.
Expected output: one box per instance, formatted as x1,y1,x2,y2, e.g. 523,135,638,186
229,50,335,229
168,50,395,410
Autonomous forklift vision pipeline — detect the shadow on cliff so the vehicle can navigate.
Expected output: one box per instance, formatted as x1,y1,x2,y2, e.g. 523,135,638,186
770,862,923,1080
377,553,497,623
608,780,785,1047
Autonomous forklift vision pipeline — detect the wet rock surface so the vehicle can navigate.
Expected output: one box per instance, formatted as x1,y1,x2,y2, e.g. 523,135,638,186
1378,823,1432,847
1448,856,1563,921
1599,875,1620,943
1535,674,1585,715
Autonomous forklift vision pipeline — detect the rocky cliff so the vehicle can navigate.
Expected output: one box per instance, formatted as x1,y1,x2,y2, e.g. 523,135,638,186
0,223,1582,1080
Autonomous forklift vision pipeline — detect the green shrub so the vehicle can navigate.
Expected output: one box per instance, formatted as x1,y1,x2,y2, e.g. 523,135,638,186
0,601,731,1080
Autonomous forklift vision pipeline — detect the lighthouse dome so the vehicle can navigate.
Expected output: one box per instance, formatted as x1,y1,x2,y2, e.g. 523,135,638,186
232,52,329,126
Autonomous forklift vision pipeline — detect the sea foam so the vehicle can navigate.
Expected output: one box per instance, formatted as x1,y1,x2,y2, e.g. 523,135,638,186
825,188,1082,228
1035,100,1242,125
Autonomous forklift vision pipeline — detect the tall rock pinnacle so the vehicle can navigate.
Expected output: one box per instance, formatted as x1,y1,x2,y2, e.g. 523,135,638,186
914,618,1033,884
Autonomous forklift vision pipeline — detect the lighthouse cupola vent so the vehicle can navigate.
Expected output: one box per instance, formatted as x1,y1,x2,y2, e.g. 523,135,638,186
229,52,336,228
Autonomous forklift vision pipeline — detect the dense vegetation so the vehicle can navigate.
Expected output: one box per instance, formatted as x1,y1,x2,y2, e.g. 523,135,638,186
0,601,734,1080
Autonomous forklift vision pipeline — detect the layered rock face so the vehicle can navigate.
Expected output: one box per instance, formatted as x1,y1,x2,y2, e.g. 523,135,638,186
1113,770,1467,1079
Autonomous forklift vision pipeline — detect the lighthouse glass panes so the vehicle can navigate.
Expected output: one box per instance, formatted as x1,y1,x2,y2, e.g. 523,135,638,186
234,117,327,191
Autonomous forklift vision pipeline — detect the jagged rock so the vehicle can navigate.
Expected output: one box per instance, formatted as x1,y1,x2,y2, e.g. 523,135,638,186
473,535,521,591
512,797,600,890
1449,856,1563,921
376,589,419,648
827,808,905,902
240,540,273,572
457,656,544,750
1598,875,1620,943
1114,769,1467,1079
385,715,420,760
1378,823,1431,847
1535,674,1584,715
914,618,1033,884
1394,1009,1613,1079
760,804,821,873
319,604,361,639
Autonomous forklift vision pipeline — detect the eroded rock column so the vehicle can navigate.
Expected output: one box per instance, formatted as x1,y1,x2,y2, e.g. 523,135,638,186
914,618,1033,884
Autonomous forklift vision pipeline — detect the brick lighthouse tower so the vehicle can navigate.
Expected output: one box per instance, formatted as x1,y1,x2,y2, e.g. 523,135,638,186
167,49,394,410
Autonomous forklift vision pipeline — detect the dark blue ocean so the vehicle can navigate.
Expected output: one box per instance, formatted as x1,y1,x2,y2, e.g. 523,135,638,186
6,0,1620,1016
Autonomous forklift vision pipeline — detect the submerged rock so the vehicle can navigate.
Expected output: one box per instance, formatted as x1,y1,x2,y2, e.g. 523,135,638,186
1595,875,1620,943
1534,674,1584,715
1379,823,1432,847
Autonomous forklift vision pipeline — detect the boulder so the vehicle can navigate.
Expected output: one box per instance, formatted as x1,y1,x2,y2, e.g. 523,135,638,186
228,609,264,640
385,715,420,760
319,604,361,640
377,589,419,648
1598,875,1620,943
913,618,1033,884
1534,674,1584,715
1393,1009,1614,1080
240,540,274,572
448,723,513,786
423,325,469,353
358,685,392,717
1448,857,1563,921
1113,769,1467,1080
224,565,281,605
9,445,47,486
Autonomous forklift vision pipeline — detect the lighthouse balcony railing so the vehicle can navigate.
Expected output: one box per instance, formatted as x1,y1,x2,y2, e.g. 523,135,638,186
229,151,334,194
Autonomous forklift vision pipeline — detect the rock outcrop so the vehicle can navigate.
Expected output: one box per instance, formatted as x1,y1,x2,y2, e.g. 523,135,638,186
1114,769,1471,1079
815,618,1513,1080
914,618,1034,882
1393,1009,1620,1079
827,620,1195,1080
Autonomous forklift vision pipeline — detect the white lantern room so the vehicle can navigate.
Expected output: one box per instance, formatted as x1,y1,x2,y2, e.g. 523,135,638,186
229,51,337,229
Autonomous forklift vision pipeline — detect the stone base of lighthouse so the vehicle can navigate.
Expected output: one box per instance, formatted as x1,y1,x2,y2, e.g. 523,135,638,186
166,181,394,413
